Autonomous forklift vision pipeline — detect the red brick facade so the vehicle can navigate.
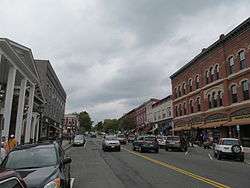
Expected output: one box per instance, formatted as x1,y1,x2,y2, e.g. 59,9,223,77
170,18,250,146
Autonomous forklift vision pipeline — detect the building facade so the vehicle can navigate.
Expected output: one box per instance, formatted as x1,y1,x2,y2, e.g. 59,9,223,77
0,38,44,144
63,114,80,137
151,95,173,135
170,18,250,147
35,60,66,140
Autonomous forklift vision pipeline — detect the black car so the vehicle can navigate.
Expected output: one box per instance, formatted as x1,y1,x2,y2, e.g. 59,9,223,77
1,142,72,188
0,168,27,188
133,135,159,153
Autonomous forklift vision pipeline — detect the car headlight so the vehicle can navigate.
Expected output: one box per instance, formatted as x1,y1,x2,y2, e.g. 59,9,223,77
44,178,61,188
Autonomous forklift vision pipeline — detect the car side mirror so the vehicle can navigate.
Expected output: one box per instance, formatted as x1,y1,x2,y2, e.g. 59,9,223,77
63,157,72,165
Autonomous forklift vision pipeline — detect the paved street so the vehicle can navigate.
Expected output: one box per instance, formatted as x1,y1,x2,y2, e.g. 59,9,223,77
66,137,250,188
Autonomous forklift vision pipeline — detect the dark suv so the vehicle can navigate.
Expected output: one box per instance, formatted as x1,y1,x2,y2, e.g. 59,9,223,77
1,141,72,188
133,135,159,153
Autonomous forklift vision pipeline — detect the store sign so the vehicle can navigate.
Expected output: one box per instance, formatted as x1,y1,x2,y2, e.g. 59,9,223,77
230,107,250,121
190,116,203,126
205,113,228,123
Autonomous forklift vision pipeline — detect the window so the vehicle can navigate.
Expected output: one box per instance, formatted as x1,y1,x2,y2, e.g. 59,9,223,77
239,51,246,70
206,71,209,84
189,79,193,92
231,85,238,103
182,83,186,95
178,86,181,97
196,98,201,112
212,92,217,108
208,94,212,109
175,106,178,117
218,91,223,107
242,80,249,100
175,88,178,98
195,75,199,89
183,102,187,115
190,100,194,113
210,67,214,82
214,65,219,80
179,104,182,116
229,56,234,74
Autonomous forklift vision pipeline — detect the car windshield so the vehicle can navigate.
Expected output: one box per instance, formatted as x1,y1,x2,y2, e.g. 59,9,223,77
3,147,58,169
222,139,240,146
105,136,118,140
144,137,156,141
167,136,180,141
75,135,84,140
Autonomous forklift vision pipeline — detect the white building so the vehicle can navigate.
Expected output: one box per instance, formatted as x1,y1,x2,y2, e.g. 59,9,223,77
151,95,173,135
0,38,45,144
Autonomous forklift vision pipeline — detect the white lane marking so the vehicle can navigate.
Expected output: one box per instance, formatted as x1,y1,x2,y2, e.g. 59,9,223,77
185,151,189,156
208,153,213,160
70,178,75,188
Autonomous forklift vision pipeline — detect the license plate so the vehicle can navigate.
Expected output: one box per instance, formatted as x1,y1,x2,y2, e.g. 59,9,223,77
111,146,115,148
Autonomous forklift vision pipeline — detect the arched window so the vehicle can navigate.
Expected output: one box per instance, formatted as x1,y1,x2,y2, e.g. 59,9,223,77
195,75,199,89
178,86,181,97
212,92,217,108
189,79,193,92
242,80,249,100
189,100,194,113
182,83,186,95
210,67,214,82
206,70,209,84
196,97,201,112
175,88,178,98
183,102,187,115
208,94,212,109
175,106,178,117
214,65,219,80
231,85,238,103
229,56,234,74
218,91,223,107
179,104,182,116
239,50,246,70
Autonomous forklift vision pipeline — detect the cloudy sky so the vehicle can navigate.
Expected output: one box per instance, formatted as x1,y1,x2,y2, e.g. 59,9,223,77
0,0,249,122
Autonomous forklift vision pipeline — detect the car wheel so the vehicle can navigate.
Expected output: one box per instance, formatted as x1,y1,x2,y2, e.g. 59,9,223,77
133,146,136,151
155,149,159,153
165,147,168,151
139,147,143,153
117,147,121,152
214,152,217,158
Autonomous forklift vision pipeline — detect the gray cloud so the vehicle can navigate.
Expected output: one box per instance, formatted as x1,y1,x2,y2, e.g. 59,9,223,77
0,0,249,121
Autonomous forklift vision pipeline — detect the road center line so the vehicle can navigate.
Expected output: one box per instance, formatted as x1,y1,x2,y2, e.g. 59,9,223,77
70,178,75,188
123,148,231,188
208,154,213,160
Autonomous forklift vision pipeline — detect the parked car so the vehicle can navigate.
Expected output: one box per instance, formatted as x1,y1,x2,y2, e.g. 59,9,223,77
1,142,72,188
128,135,136,143
102,135,121,152
0,168,27,188
90,132,97,138
133,135,159,153
73,134,85,146
214,138,244,162
165,136,187,152
117,134,127,145
157,135,167,148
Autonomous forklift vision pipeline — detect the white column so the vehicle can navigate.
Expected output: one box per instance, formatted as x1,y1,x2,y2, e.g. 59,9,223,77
15,78,27,144
3,66,16,140
25,84,35,143
31,113,38,141
36,117,40,142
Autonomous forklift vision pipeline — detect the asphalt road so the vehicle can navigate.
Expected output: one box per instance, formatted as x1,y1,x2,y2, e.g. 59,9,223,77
66,138,250,188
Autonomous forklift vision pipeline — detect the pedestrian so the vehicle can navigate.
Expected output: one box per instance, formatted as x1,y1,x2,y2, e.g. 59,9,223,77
5,134,17,153
0,142,6,163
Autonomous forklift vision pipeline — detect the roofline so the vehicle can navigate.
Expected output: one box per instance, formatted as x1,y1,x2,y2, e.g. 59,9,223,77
170,17,250,79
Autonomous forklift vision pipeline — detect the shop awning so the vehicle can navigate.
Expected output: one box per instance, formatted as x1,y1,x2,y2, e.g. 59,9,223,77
222,120,250,127
201,121,227,129
173,125,190,131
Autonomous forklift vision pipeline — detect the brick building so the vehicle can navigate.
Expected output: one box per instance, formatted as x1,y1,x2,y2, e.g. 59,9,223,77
170,18,250,147
63,114,80,136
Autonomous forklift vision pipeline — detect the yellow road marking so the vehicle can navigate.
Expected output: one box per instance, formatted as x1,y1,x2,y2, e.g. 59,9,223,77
123,148,231,188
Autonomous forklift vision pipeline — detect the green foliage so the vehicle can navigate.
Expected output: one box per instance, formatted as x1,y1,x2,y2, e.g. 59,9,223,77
119,116,136,131
103,119,119,133
78,111,92,132
93,121,103,132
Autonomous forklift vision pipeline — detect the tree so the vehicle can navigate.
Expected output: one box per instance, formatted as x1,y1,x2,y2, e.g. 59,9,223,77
103,119,119,133
78,111,92,133
93,121,103,132
119,116,136,131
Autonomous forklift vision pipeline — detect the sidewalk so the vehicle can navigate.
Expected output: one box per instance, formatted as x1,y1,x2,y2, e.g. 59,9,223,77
62,140,72,150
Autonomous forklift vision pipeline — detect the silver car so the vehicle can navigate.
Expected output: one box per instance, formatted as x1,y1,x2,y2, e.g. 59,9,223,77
102,135,121,152
73,134,85,146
